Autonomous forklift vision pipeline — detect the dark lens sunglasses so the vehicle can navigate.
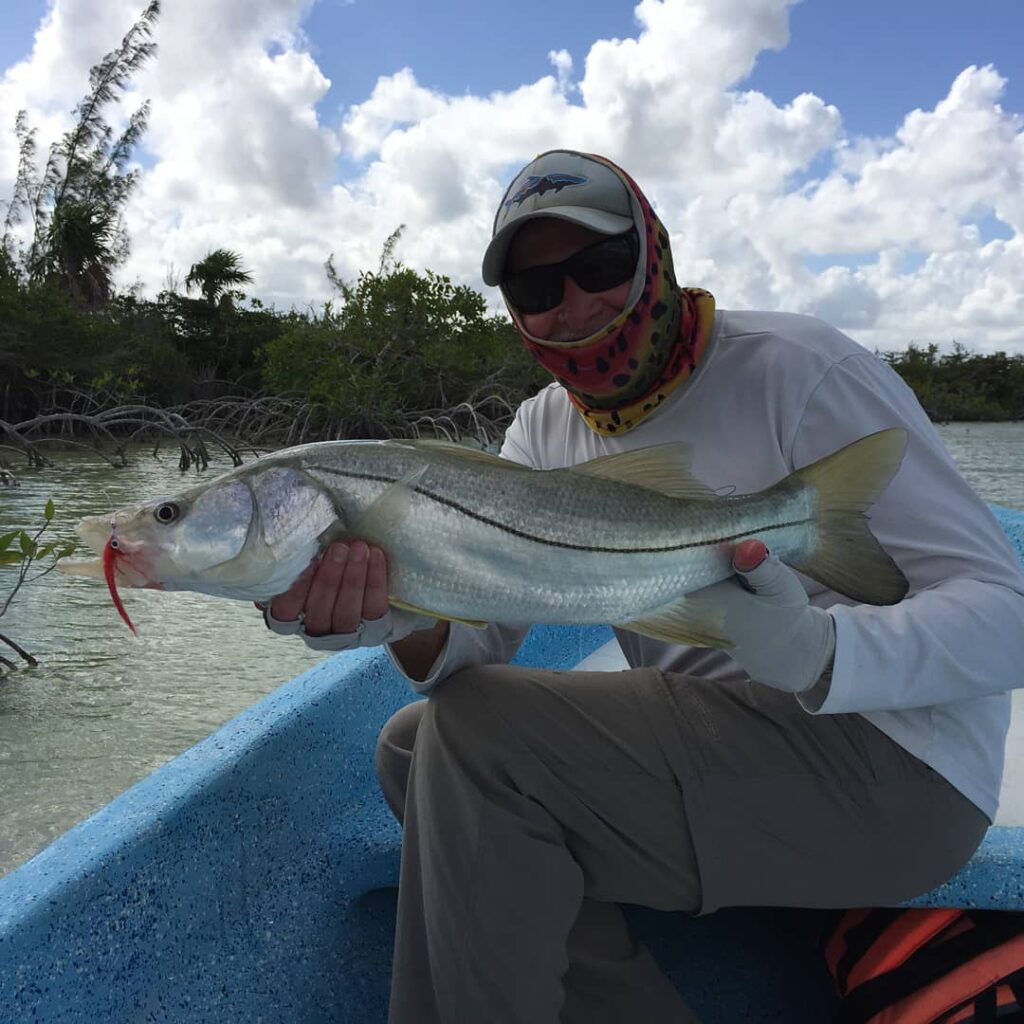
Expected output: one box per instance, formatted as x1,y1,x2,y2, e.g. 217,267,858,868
502,230,639,315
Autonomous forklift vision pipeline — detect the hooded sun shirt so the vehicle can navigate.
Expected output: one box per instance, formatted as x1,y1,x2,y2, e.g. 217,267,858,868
500,154,715,436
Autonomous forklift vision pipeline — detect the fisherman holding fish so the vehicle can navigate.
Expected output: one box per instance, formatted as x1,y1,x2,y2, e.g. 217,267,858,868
66,151,1024,1023
262,151,1024,1023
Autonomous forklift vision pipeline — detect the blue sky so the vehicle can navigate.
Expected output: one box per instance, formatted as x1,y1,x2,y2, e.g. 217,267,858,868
4,0,1021,139
1,0,1022,352
747,0,1023,136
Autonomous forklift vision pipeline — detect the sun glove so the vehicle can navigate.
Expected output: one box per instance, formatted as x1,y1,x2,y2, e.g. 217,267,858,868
260,603,436,652
699,550,836,694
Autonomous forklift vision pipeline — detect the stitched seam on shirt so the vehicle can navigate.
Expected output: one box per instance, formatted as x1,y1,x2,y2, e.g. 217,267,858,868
789,352,875,466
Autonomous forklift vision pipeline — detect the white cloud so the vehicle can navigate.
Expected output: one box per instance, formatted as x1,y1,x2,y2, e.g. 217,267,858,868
1,0,1022,353
340,67,447,161
548,49,573,95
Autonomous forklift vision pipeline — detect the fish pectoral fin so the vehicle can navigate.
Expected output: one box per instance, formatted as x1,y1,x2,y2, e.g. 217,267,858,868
569,444,718,500
56,558,106,579
388,595,488,629
620,595,732,648
350,464,431,541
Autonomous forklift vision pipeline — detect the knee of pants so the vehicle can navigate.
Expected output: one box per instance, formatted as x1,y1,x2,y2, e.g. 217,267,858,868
374,699,426,798
418,663,526,763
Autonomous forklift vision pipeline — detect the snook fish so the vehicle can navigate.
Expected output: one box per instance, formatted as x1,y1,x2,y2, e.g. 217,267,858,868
59,429,909,646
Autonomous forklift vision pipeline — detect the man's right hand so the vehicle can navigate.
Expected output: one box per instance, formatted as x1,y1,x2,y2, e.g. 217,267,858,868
258,540,447,672
269,540,390,636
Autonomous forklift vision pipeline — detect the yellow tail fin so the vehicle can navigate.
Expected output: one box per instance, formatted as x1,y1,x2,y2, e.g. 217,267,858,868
786,428,909,606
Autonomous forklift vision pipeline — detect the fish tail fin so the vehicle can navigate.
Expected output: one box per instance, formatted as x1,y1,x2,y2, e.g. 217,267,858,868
787,427,909,606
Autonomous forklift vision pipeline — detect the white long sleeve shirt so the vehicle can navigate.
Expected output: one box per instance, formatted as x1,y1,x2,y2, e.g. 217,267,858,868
390,310,1024,821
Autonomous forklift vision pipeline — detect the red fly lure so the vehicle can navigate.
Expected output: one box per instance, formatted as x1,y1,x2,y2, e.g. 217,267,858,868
102,532,138,635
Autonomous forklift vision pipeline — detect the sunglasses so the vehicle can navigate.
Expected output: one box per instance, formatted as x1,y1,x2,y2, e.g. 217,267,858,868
502,231,639,315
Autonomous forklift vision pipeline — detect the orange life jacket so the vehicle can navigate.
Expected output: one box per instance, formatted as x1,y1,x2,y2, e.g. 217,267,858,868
825,908,1024,1023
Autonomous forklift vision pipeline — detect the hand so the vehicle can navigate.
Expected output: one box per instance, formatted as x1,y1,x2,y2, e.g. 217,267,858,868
257,540,435,651
702,539,836,693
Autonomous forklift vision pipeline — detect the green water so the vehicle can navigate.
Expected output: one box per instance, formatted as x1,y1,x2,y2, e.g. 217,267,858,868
1,422,1022,878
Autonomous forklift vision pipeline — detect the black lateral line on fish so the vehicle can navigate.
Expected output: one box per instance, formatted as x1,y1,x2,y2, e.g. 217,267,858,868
311,465,814,555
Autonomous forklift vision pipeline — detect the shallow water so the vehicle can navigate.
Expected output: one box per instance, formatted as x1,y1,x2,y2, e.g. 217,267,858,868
931,422,1024,513
1,422,1022,877
0,448,321,876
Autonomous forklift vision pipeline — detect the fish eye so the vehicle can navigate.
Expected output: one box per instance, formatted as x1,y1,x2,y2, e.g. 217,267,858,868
154,502,181,525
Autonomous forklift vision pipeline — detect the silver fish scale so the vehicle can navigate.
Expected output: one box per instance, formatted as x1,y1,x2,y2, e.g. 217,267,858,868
293,442,818,626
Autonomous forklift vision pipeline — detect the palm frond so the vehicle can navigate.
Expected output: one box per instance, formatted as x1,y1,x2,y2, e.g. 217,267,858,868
185,249,255,305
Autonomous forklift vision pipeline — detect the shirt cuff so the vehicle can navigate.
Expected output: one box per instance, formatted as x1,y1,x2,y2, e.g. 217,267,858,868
797,610,849,714
385,621,525,695
385,629,458,694
796,657,834,712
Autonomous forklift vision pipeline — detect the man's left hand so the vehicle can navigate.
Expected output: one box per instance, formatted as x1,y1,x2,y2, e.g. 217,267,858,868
700,539,836,694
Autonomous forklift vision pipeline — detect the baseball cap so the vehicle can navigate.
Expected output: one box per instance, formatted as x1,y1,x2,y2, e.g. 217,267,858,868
481,150,642,286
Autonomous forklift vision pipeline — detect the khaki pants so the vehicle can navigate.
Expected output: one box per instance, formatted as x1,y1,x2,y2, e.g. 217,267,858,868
375,665,989,1024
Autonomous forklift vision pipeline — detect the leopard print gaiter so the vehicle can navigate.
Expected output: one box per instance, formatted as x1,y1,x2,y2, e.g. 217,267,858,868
509,155,715,435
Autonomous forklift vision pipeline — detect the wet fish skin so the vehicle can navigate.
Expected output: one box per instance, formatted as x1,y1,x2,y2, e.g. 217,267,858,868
60,430,909,646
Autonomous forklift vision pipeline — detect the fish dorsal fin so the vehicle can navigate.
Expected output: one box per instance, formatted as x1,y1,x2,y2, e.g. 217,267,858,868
389,595,488,629
400,440,530,471
620,594,732,648
570,444,717,500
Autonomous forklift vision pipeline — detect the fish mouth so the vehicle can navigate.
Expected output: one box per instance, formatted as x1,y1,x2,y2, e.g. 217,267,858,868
58,515,157,590
58,514,165,635
58,554,155,589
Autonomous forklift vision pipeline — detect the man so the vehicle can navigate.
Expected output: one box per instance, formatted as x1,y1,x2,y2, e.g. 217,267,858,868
264,150,1024,1023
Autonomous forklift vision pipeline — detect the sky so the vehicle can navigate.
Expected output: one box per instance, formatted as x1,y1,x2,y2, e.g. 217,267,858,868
0,0,1022,354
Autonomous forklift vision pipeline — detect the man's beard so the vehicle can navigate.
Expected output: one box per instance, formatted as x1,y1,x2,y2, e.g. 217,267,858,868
545,318,613,344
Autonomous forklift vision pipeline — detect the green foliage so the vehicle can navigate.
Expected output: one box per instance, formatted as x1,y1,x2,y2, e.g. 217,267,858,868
0,501,74,571
878,343,1024,421
0,278,183,417
259,243,546,436
1,1,159,306
185,248,254,307
32,197,119,306
0,500,77,671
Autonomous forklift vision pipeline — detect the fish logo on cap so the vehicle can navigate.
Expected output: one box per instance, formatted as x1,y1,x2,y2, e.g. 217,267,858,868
505,173,587,209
